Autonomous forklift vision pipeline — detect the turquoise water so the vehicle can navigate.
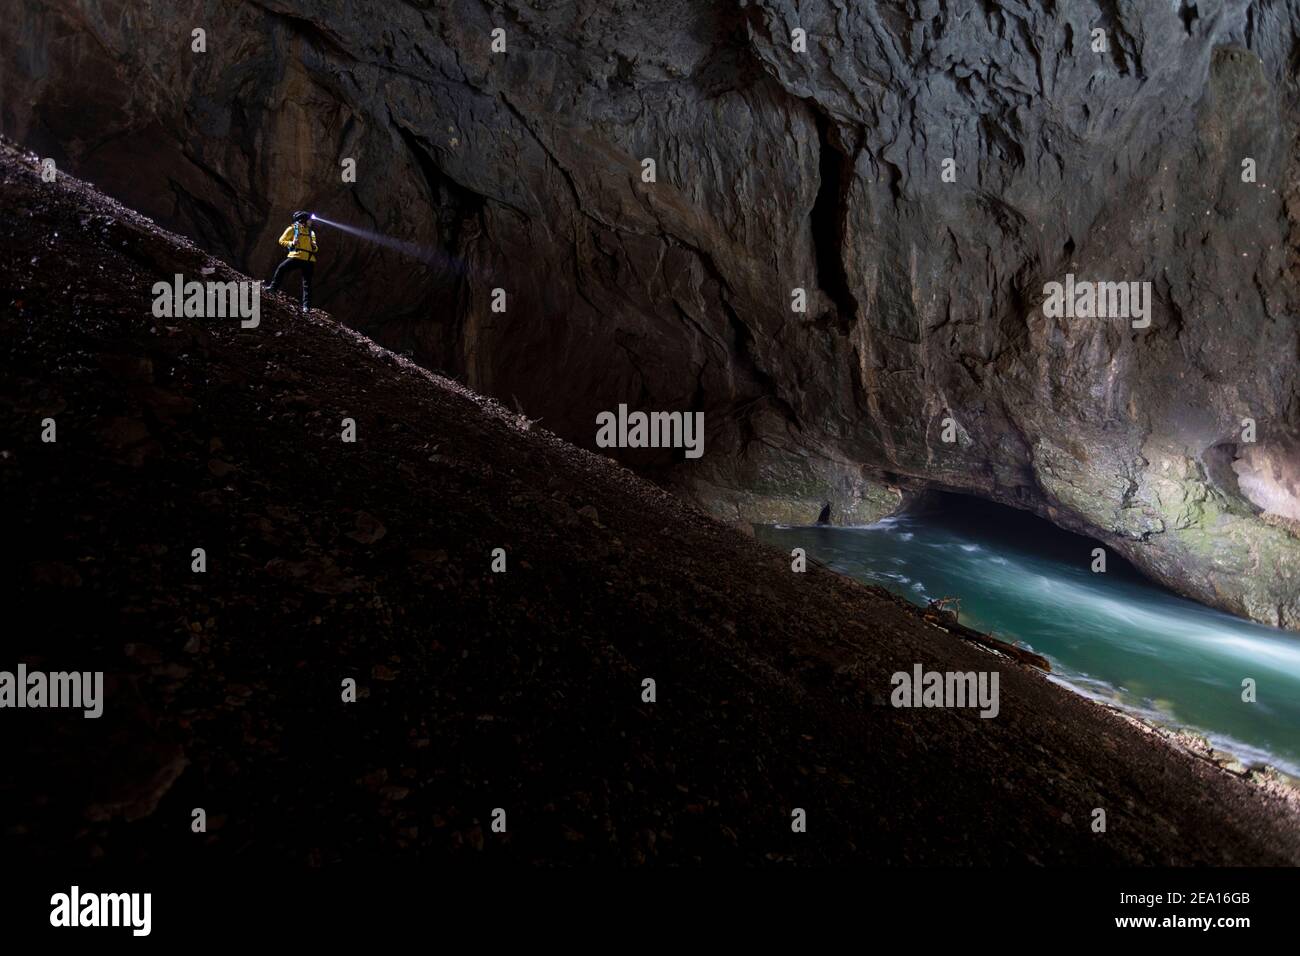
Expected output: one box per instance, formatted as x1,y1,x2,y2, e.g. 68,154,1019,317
757,501,1300,775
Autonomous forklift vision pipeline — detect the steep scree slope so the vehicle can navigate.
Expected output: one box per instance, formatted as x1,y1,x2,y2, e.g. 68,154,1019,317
2,143,1299,865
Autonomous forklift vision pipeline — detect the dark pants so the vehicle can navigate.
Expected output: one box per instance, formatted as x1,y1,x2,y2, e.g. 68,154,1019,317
267,257,314,310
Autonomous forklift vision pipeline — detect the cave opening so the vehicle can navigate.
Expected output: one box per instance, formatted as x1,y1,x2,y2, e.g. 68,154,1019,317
903,489,1152,587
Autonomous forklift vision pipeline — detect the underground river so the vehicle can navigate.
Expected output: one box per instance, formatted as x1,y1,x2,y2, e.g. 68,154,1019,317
757,494,1300,776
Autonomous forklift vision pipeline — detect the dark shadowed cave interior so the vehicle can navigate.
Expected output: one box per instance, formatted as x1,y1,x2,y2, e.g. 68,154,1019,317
3,0,1300,919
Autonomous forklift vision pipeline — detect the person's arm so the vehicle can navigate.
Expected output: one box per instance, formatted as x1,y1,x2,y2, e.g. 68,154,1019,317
278,227,294,247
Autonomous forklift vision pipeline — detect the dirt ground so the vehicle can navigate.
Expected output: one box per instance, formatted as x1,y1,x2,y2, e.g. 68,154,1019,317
2,140,1298,866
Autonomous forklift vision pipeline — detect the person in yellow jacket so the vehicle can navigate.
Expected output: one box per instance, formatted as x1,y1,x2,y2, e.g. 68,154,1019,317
264,210,318,311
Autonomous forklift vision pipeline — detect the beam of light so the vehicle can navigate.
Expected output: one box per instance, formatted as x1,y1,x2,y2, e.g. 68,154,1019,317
309,214,456,269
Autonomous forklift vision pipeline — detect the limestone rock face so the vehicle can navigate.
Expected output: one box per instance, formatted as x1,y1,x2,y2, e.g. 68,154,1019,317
5,1,1297,626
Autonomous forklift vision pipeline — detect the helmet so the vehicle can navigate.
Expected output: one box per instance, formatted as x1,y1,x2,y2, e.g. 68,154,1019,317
292,210,311,222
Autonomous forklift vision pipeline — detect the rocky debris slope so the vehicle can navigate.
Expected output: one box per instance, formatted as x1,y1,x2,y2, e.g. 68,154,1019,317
3,142,1300,866
5,1,1298,626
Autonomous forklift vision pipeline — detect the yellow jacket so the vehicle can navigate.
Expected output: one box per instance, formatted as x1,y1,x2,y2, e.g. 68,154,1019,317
278,223,318,262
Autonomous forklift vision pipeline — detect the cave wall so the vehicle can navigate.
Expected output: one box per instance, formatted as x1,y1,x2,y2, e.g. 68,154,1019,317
4,0,1298,626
